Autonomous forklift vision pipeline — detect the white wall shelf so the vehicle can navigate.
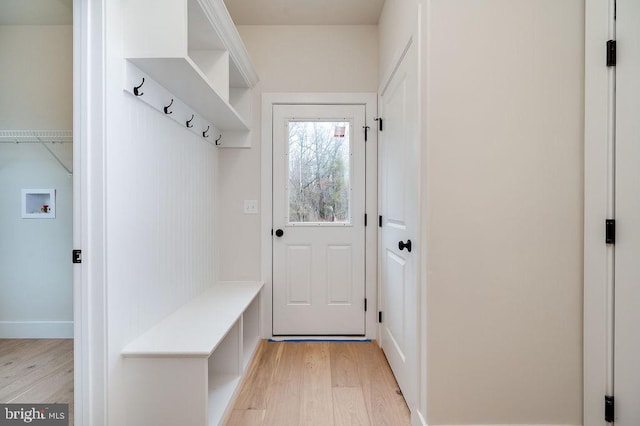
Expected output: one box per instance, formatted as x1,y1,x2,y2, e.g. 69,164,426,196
127,57,249,131
122,281,263,425
1,131,73,175
123,0,258,146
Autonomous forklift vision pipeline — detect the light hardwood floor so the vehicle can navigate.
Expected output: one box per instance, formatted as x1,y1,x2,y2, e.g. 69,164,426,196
0,339,74,425
0,339,407,426
226,341,410,426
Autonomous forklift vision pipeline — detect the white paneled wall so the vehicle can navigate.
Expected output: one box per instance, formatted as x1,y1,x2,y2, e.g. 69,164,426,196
104,3,220,423
106,98,219,424
108,97,218,334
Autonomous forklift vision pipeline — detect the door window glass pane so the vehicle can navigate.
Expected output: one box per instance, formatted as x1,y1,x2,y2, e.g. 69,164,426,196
288,121,351,223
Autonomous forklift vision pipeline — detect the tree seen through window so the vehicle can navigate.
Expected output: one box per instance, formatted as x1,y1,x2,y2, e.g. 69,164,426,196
288,121,350,223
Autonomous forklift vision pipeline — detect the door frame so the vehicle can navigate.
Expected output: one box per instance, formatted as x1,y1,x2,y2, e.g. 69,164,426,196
584,0,614,424
261,93,378,340
377,35,420,416
73,0,108,423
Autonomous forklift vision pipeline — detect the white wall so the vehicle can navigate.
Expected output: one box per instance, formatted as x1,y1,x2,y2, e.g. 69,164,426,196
0,26,73,129
237,26,379,93
102,4,219,424
382,1,584,424
0,25,73,338
217,25,378,282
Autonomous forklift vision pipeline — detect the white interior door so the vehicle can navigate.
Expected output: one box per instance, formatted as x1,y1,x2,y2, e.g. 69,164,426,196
379,40,419,410
614,1,640,424
272,104,366,335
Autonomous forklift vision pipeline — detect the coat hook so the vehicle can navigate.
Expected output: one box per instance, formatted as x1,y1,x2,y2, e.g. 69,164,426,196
215,134,222,146
203,126,210,138
186,114,194,128
163,99,174,115
133,78,145,96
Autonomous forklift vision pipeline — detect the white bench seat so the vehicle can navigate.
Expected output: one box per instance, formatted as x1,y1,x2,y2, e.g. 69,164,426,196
122,281,263,357
122,281,263,426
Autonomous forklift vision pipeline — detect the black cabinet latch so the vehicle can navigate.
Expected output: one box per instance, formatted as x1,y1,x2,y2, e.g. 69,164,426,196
606,40,616,67
606,219,615,244
605,395,614,422
72,249,82,264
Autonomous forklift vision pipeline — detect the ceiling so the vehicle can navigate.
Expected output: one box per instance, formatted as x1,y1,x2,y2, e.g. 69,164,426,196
0,0,72,25
0,0,383,26
224,0,385,25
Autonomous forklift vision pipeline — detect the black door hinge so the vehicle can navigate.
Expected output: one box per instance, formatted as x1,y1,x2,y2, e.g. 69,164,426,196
72,249,82,264
605,395,614,422
364,298,368,311
607,40,616,67
365,214,368,226
378,311,382,323
379,215,383,227
606,219,615,244
374,117,383,131
363,125,370,142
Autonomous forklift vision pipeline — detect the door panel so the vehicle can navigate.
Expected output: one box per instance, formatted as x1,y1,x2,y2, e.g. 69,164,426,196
614,2,640,424
286,245,312,304
384,249,407,358
327,245,352,304
273,104,367,335
379,39,419,411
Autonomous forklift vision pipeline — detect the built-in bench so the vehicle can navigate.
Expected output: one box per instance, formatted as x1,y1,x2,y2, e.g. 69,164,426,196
121,281,264,426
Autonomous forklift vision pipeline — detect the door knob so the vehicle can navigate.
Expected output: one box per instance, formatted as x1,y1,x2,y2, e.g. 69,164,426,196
398,239,412,252
275,229,284,237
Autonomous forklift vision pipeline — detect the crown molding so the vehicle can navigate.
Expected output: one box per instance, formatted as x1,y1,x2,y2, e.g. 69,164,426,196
199,0,260,88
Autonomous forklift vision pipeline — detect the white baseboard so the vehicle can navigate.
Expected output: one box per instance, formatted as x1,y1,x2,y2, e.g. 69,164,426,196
0,321,73,338
413,409,428,426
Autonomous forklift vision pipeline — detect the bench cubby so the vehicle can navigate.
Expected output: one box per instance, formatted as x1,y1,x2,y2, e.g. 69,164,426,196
122,281,263,425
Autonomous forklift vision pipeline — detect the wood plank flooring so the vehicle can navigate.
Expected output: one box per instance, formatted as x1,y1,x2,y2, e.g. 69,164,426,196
0,339,74,425
227,341,410,426
0,339,407,426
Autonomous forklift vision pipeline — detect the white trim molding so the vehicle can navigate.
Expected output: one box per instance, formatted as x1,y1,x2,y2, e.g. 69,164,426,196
261,92,378,341
74,0,108,424
413,408,427,426
584,1,612,426
199,0,259,88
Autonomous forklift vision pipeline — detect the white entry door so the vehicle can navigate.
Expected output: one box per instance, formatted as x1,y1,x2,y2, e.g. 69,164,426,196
272,104,366,335
614,1,640,424
379,40,419,410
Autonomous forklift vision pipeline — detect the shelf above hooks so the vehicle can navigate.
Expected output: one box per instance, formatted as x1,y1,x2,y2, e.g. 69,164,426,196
123,0,256,148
